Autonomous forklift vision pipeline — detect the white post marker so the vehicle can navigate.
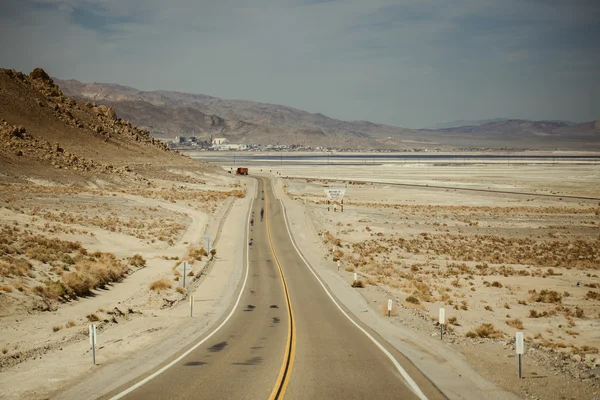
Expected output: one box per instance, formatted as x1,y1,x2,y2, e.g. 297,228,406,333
89,324,97,365
189,295,194,318
439,308,445,340
337,260,340,271
387,299,393,317
516,331,524,379
353,272,358,284
205,235,211,254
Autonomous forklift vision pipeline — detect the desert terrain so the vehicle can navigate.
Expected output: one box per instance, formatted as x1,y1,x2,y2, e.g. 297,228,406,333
258,162,600,400
0,68,254,399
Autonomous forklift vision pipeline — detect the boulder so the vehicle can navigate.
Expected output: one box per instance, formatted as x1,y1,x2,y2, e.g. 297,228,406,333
106,107,118,121
30,68,51,82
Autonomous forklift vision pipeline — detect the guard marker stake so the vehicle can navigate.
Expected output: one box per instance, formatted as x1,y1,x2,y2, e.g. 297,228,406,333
516,332,524,379
439,308,445,340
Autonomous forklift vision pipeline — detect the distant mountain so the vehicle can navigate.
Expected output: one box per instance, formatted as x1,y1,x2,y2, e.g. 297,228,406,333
55,78,600,150
426,119,576,130
425,119,509,130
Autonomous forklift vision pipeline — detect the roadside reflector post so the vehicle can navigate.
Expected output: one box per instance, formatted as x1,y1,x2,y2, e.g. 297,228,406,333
516,332,524,379
353,272,358,285
439,308,445,340
337,260,340,271
89,324,97,365
387,299,393,317
190,295,194,318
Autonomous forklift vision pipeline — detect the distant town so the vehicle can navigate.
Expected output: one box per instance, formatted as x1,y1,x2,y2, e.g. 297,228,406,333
164,135,535,153
166,136,304,151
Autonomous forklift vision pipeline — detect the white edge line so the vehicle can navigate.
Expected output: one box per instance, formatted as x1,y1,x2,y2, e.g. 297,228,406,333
109,194,255,400
275,192,429,400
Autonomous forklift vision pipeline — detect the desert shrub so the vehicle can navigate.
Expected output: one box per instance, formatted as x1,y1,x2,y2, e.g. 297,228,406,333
484,305,493,311
0,285,12,292
528,289,562,303
129,254,146,267
86,313,100,322
448,316,458,325
52,325,62,332
351,280,364,288
33,280,68,300
62,272,96,297
585,291,600,301
150,278,171,292
405,295,420,304
506,319,524,329
466,331,477,338
176,286,185,294
575,307,584,318
491,281,503,288
0,257,32,277
210,248,217,256
473,323,503,338
65,320,76,328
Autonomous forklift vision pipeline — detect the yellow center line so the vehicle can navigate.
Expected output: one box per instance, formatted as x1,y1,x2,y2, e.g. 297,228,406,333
264,177,296,400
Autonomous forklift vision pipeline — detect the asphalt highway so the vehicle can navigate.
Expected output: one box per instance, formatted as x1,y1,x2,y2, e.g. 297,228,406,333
107,177,445,400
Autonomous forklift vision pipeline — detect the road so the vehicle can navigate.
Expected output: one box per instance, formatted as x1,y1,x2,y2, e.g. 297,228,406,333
106,177,445,400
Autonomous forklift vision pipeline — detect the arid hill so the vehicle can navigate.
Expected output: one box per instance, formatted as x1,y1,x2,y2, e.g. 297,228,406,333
56,78,600,150
0,68,215,186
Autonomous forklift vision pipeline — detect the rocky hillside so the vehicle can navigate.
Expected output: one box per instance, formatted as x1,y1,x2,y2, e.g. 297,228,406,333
56,78,600,151
0,68,213,186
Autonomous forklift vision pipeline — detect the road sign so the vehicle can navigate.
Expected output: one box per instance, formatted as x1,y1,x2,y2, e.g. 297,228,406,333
176,261,189,276
324,188,346,202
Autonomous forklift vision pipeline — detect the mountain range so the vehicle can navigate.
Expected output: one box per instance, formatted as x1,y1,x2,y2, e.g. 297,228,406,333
55,78,600,151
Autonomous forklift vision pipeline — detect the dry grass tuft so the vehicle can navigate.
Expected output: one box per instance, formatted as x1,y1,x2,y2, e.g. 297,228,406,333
405,295,420,304
150,278,171,292
0,285,13,292
467,323,504,339
129,254,146,267
506,319,524,329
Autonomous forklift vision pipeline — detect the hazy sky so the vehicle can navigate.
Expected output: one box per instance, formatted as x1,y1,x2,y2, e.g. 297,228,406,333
1,0,598,128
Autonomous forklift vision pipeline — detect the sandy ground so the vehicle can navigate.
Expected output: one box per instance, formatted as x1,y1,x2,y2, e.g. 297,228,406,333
259,163,600,400
0,171,254,399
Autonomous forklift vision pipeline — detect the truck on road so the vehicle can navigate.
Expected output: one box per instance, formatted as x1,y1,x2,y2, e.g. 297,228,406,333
236,167,249,175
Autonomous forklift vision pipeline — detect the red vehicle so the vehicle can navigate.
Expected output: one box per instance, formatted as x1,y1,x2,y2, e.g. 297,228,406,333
236,167,248,175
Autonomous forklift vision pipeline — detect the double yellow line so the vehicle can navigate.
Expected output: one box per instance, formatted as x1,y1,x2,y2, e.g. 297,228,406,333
262,177,296,400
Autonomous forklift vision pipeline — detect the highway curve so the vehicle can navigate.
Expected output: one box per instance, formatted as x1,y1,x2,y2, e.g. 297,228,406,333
106,177,446,400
